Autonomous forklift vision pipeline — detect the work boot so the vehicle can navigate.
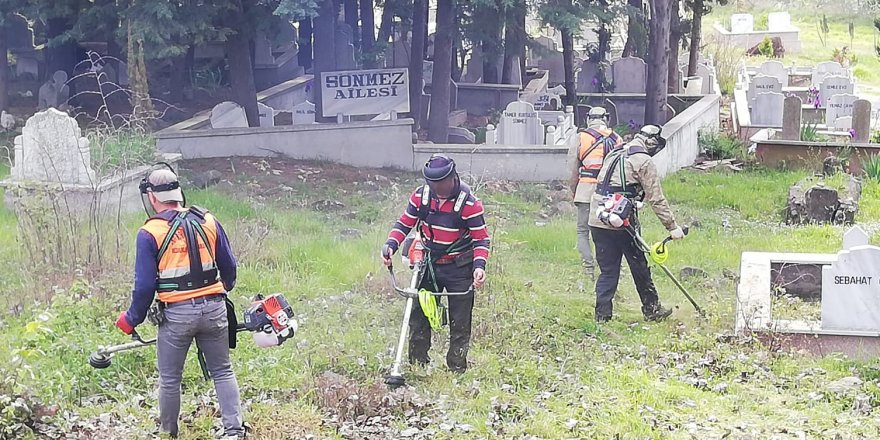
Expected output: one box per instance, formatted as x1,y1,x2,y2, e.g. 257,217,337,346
644,304,673,321
595,313,611,323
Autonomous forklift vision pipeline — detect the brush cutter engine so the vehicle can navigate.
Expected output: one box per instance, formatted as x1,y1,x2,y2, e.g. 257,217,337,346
243,293,298,348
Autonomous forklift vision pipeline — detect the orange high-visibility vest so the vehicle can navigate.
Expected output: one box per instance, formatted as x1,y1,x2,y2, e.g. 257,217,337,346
142,209,224,303
577,127,621,184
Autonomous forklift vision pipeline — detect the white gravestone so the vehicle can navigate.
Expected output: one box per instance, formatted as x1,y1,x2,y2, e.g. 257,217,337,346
12,108,96,185
758,60,789,87
695,63,716,94
844,226,870,250
752,92,784,126
612,57,647,93
498,101,543,145
820,76,854,107
812,61,847,88
825,94,858,127
767,12,792,32
210,101,249,129
730,14,754,33
834,116,853,130
747,75,782,104
292,101,316,124
822,246,880,333
257,103,275,128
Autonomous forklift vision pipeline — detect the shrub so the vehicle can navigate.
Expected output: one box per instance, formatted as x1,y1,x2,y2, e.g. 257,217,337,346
704,35,744,96
698,130,744,160
863,154,880,181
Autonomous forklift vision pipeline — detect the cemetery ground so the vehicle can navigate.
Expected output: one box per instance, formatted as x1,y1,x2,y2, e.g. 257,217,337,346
708,5,880,94
3,157,880,439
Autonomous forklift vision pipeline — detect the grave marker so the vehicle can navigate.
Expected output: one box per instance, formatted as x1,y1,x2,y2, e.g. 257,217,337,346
12,108,96,185
612,57,647,93
822,246,880,332
752,92,784,126
819,75,854,107
730,14,754,33
782,95,802,140
292,101,317,124
825,93,857,127
498,101,543,145
210,101,249,128
852,99,871,142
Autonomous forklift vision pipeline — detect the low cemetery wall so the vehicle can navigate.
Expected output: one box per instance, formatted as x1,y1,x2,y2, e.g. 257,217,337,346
155,119,415,170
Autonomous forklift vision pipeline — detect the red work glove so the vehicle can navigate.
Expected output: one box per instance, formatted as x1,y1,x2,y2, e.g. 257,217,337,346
115,311,134,335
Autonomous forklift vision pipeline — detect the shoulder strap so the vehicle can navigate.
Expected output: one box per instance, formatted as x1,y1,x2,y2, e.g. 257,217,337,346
155,211,187,263
579,128,608,161
453,189,468,214
417,185,431,222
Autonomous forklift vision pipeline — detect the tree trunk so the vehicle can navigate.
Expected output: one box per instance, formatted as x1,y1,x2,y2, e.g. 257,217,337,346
645,0,672,124
46,17,79,78
428,0,455,143
410,0,427,130
687,0,703,76
0,21,7,112
127,22,155,125
378,2,395,44
313,0,337,122
668,0,681,93
477,0,503,83
225,1,259,127
344,0,360,49
502,0,526,84
561,26,576,107
360,0,377,68
622,0,648,59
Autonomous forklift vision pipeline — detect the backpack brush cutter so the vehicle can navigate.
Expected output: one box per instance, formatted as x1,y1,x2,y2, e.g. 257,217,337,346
89,293,298,378
624,225,706,317
384,236,473,389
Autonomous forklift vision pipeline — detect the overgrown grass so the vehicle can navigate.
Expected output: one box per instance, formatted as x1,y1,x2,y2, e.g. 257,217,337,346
698,129,745,159
3,164,880,438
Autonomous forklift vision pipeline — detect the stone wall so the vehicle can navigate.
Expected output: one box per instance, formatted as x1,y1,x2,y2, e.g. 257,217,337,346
713,23,802,53
155,119,415,170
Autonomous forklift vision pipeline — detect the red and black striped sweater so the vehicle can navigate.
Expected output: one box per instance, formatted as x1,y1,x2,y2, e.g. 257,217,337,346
386,184,490,270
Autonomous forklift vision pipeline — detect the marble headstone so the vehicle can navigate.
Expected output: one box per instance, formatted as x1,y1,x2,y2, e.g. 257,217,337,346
210,101,249,128
12,108,96,185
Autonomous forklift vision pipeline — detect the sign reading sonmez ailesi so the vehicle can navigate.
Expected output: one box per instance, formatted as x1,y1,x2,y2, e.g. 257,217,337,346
320,68,410,117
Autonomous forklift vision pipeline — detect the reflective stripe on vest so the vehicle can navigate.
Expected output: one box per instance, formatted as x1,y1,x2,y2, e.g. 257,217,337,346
142,211,224,303
578,131,608,184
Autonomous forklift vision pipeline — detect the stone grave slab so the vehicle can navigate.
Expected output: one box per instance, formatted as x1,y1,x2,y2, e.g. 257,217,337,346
752,92,784,126
210,101,249,128
825,94,857,127
822,246,880,333
611,57,647,93
498,100,543,145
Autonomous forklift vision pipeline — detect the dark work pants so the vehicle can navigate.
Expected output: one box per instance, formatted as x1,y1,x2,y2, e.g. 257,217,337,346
409,261,474,373
591,226,660,320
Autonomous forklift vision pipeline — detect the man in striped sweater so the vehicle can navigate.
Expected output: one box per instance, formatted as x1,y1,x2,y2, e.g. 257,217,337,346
381,154,490,373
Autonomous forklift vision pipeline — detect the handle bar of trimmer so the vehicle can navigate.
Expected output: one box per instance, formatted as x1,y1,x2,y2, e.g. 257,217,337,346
387,264,473,299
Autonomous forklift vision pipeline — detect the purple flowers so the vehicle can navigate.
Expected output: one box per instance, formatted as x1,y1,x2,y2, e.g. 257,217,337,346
628,119,637,130
592,76,600,87
806,86,820,108
849,128,857,138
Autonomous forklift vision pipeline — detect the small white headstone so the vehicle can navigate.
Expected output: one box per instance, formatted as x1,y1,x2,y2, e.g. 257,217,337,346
210,101,248,128
257,102,275,128
747,75,782,104
844,226,870,250
498,100,543,145
758,60,789,87
752,92,784,126
825,94,858,127
12,108,96,185
695,64,716,94
822,246,880,332
767,12,791,32
292,100,316,124
612,57,647,93
730,14,754,33
812,61,847,88
820,76,854,107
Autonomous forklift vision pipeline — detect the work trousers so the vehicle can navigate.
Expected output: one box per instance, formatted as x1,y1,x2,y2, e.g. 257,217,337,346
409,261,475,373
591,227,661,320
157,299,243,437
